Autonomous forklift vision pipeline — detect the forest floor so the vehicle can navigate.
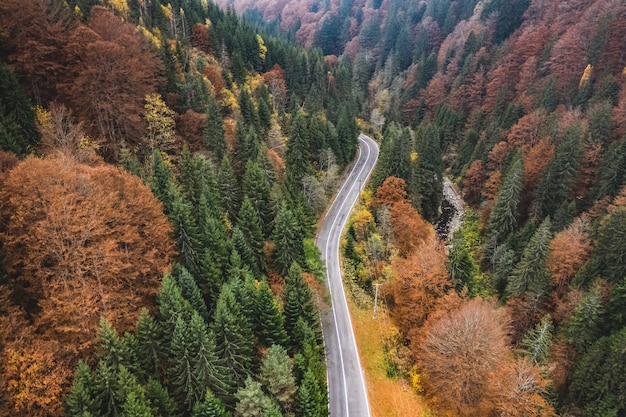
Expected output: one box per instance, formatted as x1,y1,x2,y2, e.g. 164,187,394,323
348,299,427,417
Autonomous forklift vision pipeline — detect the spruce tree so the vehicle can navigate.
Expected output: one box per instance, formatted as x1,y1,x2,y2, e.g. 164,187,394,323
211,283,255,387
120,391,153,417
145,378,178,417
217,155,241,222
157,274,195,337
243,160,274,237
150,150,179,216
255,281,289,348
259,344,297,413
237,196,267,273
295,370,324,417
506,217,553,299
232,227,260,278
170,196,203,280
271,205,305,276
65,361,101,417
192,390,230,417
517,315,554,366
238,87,259,129
97,318,137,374
485,153,524,257
204,95,227,163
234,377,278,417
173,264,210,322
285,110,313,187
283,263,318,342
414,123,443,222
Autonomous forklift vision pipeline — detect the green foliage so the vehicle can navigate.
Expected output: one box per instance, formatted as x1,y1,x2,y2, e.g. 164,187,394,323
172,264,210,322
150,150,179,216
192,390,231,417
414,123,443,222
243,160,275,237
236,196,267,274
204,94,227,162
517,315,554,366
283,263,319,348
218,155,241,222
65,361,100,416
286,110,313,186
255,281,289,349
234,377,280,417
271,205,306,276
481,0,531,44
259,344,297,412
564,284,606,353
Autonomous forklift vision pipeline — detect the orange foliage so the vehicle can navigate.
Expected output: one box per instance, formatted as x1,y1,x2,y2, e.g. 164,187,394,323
416,298,511,417
267,149,286,182
262,64,288,110
0,157,175,347
203,64,227,98
547,217,591,296
388,237,456,338
389,202,434,256
547,335,577,392
191,23,210,53
482,169,501,201
495,359,556,417
176,109,206,151
508,109,551,150
523,137,555,191
373,176,409,208
486,140,510,172
462,159,485,206
505,295,546,346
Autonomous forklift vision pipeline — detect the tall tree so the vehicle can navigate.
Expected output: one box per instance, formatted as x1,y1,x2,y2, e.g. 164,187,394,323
259,344,297,413
236,196,267,274
204,94,227,162
255,282,289,348
271,205,305,276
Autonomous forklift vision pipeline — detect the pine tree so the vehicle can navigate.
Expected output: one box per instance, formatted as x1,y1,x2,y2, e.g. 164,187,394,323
170,196,203,279
237,196,267,273
218,155,241,222
286,110,313,187
120,391,153,417
97,318,137,374
168,315,198,408
414,123,443,222
192,390,230,417
173,264,210,322
157,273,195,337
211,282,255,387
335,104,358,164
204,94,227,162
234,377,278,417
238,87,259,129
295,369,323,417
259,344,297,413
243,160,274,237
145,378,178,417
565,284,605,353
150,150,179,216
532,125,583,220
283,263,319,342
271,205,306,276
485,153,524,256
517,314,554,366
65,361,101,417
232,227,260,278
255,281,289,348
506,217,553,299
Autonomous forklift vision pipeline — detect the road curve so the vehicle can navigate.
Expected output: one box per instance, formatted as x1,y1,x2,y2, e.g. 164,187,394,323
316,134,379,417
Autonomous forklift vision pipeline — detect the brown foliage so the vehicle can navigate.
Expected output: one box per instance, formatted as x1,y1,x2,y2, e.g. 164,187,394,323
203,64,227,99
416,298,511,417
547,217,591,296
191,23,210,53
176,109,206,151
506,294,546,346
508,109,551,150
462,159,485,206
373,176,409,208
494,359,556,417
0,157,175,347
547,335,577,392
262,64,288,110
389,201,434,256
486,141,510,172
389,237,456,339
63,7,163,160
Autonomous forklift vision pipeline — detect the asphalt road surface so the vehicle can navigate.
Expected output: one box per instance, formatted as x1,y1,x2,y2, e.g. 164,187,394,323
316,134,379,417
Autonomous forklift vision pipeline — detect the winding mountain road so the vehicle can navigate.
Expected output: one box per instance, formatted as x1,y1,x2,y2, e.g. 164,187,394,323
316,134,379,417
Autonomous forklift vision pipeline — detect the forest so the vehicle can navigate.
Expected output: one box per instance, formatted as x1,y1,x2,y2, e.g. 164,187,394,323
3,0,626,416
0,0,362,415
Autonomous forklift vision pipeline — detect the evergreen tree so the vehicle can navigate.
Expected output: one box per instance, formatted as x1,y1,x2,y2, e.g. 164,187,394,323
204,94,227,162
150,150,179,216
517,314,554,366
170,196,203,279
211,283,255,387
259,345,297,413
234,377,279,417
173,264,210,322
295,369,324,417
283,263,319,343
192,390,230,417
255,281,289,348
243,160,274,237
506,217,552,299
414,123,443,222
335,104,358,164
97,318,137,374
218,155,241,222
120,391,153,417
65,361,101,417
157,274,195,337
238,87,259,129
532,125,583,220
232,227,260,278
237,196,267,273
286,110,313,187
485,153,524,257
565,284,606,353
145,378,178,417
271,205,305,276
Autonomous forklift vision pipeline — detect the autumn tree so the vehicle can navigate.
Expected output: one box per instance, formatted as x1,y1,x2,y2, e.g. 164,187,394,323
0,157,175,348
417,298,511,417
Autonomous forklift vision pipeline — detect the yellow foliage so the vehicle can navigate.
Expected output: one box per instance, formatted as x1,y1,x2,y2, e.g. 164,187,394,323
409,366,425,394
410,151,418,162
579,64,592,88
360,188,373,205
137,25,161,49
256,34,267,62
221,88,239,113
352,209,375,240
107,0,128,18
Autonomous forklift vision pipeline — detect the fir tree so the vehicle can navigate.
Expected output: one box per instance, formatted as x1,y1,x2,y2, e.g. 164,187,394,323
414,123,443,222
517,314,554,366
255,281,289,348
211,283,255,387
150,150,179,216
234,377,279,417
238,87,259,129
237,196,267,273
65,361,101,417
218,155,241,222
173,264,210,322
157,274,195,337
295,369,324,417
97,318,137,374
286,110,313,187
259,344,297,413
506,217,553,299
170,196,203,279
283,263,319,343
120,391,153,417
232,227,260,278
145,378,178,417
271,205,305,276
192,390,230,417
243,159,275,236
204,94,227,162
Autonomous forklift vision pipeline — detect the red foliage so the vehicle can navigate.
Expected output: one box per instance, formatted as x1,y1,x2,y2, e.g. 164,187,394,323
176,110,206,151
191,23,210,53
262,64,288,110
508,109,551,150
373,176,409,208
